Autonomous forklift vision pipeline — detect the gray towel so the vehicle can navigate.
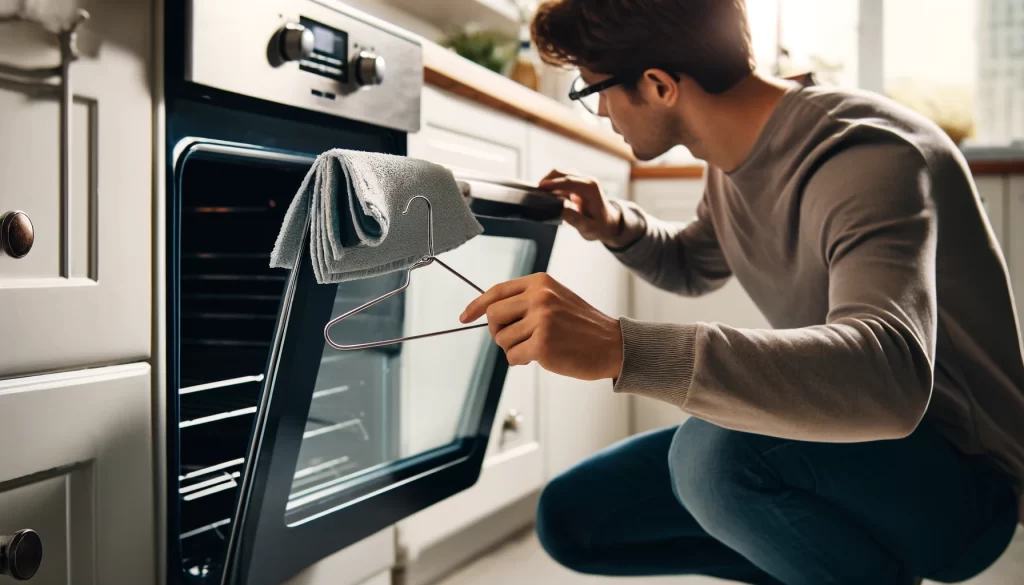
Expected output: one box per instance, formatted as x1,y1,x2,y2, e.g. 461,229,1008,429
270,149,484,283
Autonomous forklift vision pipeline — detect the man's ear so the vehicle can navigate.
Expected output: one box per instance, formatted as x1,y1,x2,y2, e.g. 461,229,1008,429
642,69,679,105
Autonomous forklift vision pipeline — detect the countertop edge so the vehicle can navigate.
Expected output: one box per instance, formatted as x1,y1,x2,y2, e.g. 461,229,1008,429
630,158,1024,180
422,42,635,162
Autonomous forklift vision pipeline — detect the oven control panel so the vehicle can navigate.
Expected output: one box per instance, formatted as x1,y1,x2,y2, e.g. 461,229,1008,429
187,0,421,133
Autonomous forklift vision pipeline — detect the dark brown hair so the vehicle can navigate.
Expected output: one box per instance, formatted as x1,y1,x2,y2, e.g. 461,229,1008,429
531,0,756,94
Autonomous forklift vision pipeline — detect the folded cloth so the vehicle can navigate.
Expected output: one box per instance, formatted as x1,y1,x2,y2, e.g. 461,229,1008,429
1,0,81,32
270,149,484,283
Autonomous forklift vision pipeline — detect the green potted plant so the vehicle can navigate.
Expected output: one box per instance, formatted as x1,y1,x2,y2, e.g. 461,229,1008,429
440,23,517,74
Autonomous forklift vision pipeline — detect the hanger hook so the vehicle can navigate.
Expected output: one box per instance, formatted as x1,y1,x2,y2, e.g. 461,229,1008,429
402,195,435,260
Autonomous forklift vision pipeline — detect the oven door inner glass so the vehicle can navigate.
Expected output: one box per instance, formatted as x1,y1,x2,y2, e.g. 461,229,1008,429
284,236,536,526
225,213,555,585
172,138,558,585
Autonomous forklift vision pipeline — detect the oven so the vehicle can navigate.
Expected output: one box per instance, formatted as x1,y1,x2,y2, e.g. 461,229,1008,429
163,3,560,585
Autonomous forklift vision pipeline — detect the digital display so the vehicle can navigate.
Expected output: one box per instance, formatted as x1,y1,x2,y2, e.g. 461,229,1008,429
299,17,349,83
312,25,335,53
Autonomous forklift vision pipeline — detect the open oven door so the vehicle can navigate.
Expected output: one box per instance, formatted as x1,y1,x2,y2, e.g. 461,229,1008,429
220,175,560,585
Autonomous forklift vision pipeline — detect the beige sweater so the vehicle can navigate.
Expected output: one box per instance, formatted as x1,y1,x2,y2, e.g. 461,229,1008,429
611,84,1024,523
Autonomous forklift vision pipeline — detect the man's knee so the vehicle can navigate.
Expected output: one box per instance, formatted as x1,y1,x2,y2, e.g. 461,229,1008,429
667,417,769,528
535,469,593,571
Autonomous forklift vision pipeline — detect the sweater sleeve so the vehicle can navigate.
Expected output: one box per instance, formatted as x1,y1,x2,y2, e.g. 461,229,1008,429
614,144,938,442
608,185,732,297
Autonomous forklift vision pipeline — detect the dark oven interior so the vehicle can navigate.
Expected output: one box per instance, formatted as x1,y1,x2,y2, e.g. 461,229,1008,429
174,152,407,582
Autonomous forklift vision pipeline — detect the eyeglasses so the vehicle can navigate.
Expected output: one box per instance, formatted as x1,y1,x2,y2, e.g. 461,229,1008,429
568,71,682,115
568,75,623,115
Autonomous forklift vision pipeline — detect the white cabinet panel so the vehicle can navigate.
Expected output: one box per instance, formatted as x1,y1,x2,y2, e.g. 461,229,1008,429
409,87,526,180
629,178,771,433
0,2,152,379
282,529,394,585
977,175,1008,251
1008,174,1024,326
0,363,154,585
526,125,632,478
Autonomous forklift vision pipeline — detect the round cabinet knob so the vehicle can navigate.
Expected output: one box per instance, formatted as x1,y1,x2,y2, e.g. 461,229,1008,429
0,211,34,259
355,51,386,86
502,409,524,433
0,529,43,580
278,23,314,62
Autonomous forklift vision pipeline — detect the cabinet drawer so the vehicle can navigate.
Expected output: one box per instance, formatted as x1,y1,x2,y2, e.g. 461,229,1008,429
0,363,153,585
0,3,152,379
409,87,527,180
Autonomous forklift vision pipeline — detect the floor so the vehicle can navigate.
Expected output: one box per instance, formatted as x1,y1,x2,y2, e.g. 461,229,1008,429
435,529,736,585
435,526,1024,585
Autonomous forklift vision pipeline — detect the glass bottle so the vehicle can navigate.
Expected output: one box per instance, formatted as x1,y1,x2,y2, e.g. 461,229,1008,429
509,24,539,91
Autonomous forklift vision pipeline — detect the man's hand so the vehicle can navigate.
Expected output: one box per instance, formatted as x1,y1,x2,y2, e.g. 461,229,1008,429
459,273,624,381
539,169,633,247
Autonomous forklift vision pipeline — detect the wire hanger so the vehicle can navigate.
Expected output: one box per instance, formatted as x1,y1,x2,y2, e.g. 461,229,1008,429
324,195,489,351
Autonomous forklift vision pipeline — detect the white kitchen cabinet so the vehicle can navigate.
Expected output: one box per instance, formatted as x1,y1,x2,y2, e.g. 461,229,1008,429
399,86,543,561
0,2,152,379
1006,174,1024,325
408,86,527,179
0,363,153,584
977,175,1008,252
526,126,632,479
282,530,394,585
629,178,771,433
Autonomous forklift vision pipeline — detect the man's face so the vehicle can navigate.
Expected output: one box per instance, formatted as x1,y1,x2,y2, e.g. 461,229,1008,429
579,67,687,161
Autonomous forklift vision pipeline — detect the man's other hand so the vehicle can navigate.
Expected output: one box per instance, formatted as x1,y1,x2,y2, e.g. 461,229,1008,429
538,169,634,248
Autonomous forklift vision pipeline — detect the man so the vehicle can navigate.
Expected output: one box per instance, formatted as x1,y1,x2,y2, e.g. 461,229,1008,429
458,1,1024,584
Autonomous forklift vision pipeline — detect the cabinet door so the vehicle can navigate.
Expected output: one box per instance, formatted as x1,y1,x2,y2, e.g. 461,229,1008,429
0,363,154,584
0,3,152,379
526,126,632,478
630,178,771,433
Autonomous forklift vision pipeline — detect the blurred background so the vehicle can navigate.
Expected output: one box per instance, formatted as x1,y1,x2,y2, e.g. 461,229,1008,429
345,0,1023,165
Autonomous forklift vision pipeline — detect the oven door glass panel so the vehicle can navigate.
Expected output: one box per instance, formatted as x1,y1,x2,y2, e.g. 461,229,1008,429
224,216,556,585
285,236,536,526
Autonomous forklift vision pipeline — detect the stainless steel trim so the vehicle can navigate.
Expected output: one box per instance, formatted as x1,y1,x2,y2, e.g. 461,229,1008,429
172,137,317,169
311,0,422,46
456,178,563,210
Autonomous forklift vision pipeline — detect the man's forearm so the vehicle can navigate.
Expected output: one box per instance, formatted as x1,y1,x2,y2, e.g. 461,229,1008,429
603,199,732,296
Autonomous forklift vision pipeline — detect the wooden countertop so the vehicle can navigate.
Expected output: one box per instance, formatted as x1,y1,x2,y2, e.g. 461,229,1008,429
422,44,1024,177
422,42,635,162
630,158,1024,180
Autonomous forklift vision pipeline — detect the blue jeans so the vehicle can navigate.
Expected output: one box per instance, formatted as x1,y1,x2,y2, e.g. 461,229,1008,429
536,418,1018,585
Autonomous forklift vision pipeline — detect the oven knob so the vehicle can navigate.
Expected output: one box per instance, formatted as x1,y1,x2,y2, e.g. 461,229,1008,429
354,51,386,86
278,23,314,62
0,529,42,580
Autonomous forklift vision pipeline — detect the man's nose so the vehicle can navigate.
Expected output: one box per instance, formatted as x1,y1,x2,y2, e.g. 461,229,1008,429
597,94,609,118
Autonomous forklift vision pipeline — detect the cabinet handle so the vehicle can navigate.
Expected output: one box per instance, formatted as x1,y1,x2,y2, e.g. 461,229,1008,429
502,409,524,433
0,211,35,259
0,529,43,580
